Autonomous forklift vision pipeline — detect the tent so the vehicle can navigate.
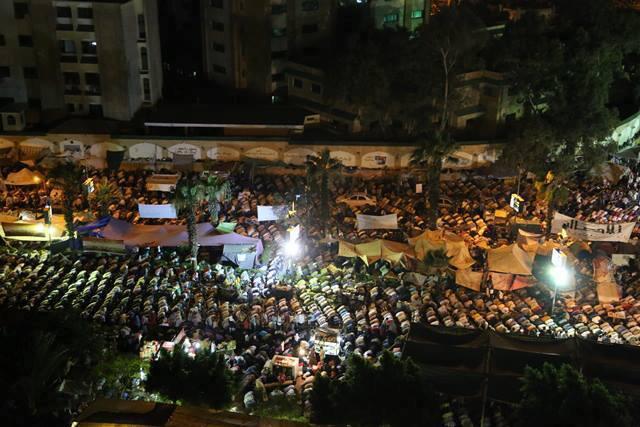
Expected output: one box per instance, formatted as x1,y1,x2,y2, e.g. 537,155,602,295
4,168,45,186
19,138,54,160
409,230,475,269
96,218,263,255
338,239,415,265
516,229,542,253
487,244,535,275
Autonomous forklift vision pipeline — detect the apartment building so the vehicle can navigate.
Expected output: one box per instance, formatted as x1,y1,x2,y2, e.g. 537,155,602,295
0,0,162,128
201,0,336,96
369,0,429,31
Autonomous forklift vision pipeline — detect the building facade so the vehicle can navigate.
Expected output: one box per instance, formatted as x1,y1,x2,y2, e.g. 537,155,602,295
0,0,162,127
369,0,429,31
201,0,336,96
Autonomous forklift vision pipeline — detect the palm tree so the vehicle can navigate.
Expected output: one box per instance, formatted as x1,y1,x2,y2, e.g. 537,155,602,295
174,175,205,268
49,161,84,238
421,248,451,287
89,177,121,218
306,149,343,237
201,175,230,226
410,132,458,230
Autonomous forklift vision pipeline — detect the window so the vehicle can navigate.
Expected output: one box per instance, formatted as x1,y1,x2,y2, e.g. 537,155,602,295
302,0,319,11
0,67,10,78
23,66,37,79
311,83,322,94
14,2,29,19
272,27,287,38
28,98,41,109
18,35,33,47
271,50,287,60
272,73,284,82
59,40,76,54
63,72,80,85
140,47,148,70
56,6,72,18
213,65,226,74
76,24,94,32
272,4,286,14
293,78,303,89
211,21,224,31
410,10,424,19
67,103,75,113
142,78,151,101
77,8,93,19
88,104,103,117
85,73,100,95
210,0,223,7
301,24,318,34
137,14,146,39
0,34,5,46
383,13,399,23
213,42,225,52
7,116,16,126
81,40,97,55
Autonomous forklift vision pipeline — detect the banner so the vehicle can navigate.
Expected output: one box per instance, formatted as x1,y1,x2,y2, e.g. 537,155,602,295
257,205,288,222
356,213,398,230
551,213,635,242
138,203,177,219
82,237,126,254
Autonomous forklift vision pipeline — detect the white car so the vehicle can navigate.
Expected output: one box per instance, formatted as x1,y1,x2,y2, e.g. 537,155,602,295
336,193,377,208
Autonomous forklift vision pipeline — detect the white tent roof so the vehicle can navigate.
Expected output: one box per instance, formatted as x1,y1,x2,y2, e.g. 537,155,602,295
5,168,45,186
487,244,535,275
0,139,15,149
19,138,54,149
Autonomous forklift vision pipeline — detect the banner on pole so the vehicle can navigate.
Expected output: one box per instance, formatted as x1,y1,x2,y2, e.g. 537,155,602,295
551,213,635,242
257,205,288,222
138,203,177,219
356,213,398,230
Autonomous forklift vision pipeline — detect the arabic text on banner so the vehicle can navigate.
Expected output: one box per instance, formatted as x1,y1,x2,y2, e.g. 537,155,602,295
257,205,288,222
356,213,399,230
138,203,177,219
551,212,635,242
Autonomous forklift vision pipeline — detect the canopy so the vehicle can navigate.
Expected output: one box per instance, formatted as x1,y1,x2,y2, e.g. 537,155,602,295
0,139,15,149
4,168,44,186
98,218,263,255
409,230,475,269
487,244,534,275
338,239,415,265
588,162,629,184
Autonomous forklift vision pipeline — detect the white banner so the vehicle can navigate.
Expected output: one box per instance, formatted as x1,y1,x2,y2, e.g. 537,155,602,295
138,204,177,219
257,205,288,222
356,213,398,230
551,213,635,242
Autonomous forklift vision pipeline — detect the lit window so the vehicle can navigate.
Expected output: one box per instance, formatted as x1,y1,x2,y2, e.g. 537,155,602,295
411,10,423,19
383,13,399,23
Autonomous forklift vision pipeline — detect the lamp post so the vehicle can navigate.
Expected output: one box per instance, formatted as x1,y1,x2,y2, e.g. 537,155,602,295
550,265,571,315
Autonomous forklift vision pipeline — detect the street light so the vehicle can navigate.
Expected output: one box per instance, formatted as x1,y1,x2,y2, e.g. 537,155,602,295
549,265,572,315
284,238,300,258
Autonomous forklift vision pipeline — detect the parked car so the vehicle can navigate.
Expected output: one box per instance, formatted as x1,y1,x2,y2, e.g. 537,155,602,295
336,193,377,208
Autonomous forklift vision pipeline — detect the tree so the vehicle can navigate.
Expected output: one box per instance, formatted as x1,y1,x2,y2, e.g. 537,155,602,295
49,161,84,238
88,177,121,218
516,363,632,427
174,175,205,268
201,175,230,226
421,248,451,283
146,349,234,409
306,149,343,237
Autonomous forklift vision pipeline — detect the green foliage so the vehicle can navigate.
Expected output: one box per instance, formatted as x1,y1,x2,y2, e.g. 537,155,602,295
516,363,632,427
422,248,451,274
201,175,230,226
310,351,438,426
174,176,205,265
146,349,235,409
93,353,148,400
49,161,85,238
89,177,121,218
254,395,305,422
306,149,343,236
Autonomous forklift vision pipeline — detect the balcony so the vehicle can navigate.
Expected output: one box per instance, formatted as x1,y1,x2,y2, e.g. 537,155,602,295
60,55,78,63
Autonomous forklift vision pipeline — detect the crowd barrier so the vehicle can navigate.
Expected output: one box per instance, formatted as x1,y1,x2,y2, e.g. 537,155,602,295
403,323,640,402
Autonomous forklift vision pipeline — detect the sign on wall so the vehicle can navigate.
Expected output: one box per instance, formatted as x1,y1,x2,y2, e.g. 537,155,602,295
129,142,162,160
244,147,279,161
329,150,356,167
168,143,202,160
361,151,395,169
206,146,240,161
551,213,635,242
283,148,317,165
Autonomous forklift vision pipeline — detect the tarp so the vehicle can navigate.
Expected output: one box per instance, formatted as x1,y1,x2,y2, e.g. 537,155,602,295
409,230,475,269
99,218,263,255
4,168,44,186
338,239,415,265
257,205,288,222
138,203,177,219
588,162,628,184
516,229,542,253
455,269,483,291
597,282,622,303
146,174,179,192
490,272,514,291
487,244,534,275
551,213,635,242
356,213,398,230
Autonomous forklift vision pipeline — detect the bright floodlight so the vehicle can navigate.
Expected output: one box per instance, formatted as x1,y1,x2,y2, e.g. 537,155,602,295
284,239,300,258
550,265,571,288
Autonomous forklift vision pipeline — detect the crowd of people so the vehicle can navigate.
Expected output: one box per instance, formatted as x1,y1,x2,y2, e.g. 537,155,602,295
3,161,640,424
